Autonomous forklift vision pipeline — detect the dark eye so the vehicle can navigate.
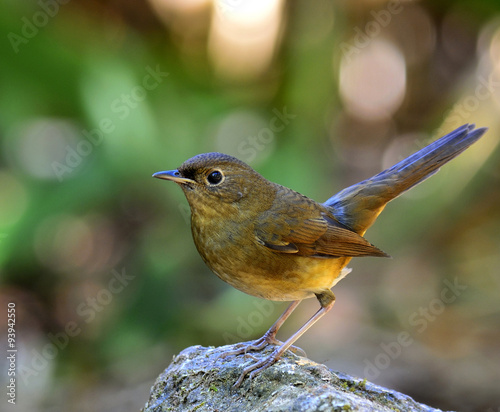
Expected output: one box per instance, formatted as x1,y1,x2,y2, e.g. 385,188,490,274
207,170,223,185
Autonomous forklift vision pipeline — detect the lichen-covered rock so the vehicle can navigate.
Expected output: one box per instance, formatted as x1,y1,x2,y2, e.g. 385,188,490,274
143,343,447,412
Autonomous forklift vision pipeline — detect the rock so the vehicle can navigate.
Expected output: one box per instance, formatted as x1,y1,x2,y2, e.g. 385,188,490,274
143,343,447,412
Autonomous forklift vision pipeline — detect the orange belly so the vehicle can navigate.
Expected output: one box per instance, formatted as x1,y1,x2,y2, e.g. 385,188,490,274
197,234,352,300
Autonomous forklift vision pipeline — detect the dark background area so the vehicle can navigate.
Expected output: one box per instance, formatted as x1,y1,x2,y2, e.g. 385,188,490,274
1,0,499,410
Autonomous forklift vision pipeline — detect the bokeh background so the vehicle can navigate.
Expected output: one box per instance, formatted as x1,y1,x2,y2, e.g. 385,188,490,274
1,0,500,411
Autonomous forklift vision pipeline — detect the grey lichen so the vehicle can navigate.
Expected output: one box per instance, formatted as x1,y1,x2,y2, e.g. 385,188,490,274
143,343,448,412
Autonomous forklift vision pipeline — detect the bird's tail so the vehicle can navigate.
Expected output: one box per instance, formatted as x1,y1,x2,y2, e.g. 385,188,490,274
323,124,487,234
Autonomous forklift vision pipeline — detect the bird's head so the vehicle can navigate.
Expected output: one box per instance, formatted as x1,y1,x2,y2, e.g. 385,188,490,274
153,153,272,211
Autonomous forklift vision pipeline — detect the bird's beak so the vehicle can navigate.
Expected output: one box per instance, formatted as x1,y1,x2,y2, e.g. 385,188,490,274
152,170,194,184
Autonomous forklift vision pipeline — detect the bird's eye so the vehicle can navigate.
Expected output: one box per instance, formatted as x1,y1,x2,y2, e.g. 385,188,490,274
207,170,223,185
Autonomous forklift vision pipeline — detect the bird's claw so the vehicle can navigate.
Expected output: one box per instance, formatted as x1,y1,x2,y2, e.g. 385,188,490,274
217,332,306,389
232,350,280,389
217,333,306,362
216,336,269,360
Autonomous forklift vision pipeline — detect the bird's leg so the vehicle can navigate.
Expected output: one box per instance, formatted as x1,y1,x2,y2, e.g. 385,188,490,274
218,300,302,359
257,299,302,347
233,290,336,389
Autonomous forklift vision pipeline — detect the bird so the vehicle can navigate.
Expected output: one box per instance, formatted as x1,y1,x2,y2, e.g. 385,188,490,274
153,123,487,388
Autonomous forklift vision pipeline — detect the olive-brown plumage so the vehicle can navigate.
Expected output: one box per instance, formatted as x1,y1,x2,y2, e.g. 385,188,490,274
153,123,486,388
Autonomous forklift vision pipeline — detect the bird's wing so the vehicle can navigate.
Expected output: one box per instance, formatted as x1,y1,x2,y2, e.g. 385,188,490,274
254,187,388,258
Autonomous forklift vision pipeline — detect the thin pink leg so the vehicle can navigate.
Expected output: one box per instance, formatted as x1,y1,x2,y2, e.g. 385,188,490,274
218,300,302,359
233,291,336,388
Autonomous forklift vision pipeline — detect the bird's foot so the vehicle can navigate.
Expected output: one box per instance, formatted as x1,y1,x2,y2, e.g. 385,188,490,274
232,348,283,389
217,334,274,360
218,332,305,360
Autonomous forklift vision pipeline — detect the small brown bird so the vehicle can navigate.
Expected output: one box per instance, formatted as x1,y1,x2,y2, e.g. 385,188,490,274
153,124,486,388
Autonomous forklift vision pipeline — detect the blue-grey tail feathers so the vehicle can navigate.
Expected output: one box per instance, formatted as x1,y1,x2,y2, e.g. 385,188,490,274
324,124,487,233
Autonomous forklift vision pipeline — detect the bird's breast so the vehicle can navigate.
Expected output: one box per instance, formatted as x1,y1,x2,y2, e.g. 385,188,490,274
190,213,351,301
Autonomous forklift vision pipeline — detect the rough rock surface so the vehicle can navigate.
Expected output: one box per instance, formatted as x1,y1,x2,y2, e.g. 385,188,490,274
143,343,446,412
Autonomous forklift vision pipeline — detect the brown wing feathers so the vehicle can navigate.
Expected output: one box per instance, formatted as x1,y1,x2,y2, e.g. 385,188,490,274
255,187,388,258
